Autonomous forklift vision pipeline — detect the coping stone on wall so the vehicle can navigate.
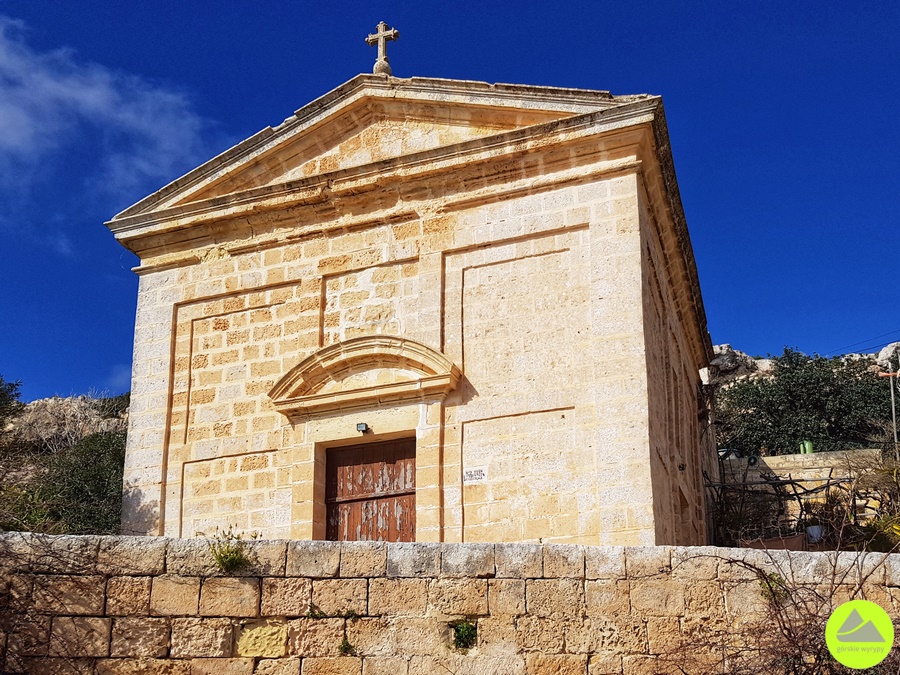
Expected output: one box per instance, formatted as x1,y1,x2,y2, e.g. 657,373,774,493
286,540,340,578
386,542,441,577
97,536,167,576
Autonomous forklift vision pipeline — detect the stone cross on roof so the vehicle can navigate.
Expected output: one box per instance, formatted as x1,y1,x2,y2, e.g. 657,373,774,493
366,21,399,76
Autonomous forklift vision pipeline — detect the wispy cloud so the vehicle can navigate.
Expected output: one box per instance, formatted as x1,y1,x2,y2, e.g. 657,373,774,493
0,15,215,209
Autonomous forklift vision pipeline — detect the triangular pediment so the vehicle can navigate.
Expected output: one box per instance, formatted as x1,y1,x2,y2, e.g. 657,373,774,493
112,74,640,221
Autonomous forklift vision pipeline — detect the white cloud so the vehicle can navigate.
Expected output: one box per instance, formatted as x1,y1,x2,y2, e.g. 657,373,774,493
0,15,214,204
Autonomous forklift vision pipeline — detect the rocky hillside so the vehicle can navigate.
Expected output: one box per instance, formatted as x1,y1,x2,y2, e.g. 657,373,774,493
3,394,128,453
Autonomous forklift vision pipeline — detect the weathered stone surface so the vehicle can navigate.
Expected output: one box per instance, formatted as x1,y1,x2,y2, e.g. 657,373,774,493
477,616,518,655
368,577,427,615
670,546,721,581
588,654,623,675
97,536,167,575
441,543,495,578
95,658,192,674
428,578,489,616
624,547,671,578
110,617,170,657
525,579,584,618
525,653,589,674
286,618,344,657
488,579,525,616
49,616,111,657
165,538,219,576
340,541,387,578
33,575,105,615
255,658,302,675
200,577,260,617
20,657,95,675
362,656,410,675
5,615,50,657
189,658,255,674
629,579,685,616
107,576,152,616
387,542,441,577
646,616,681,655
300,657,362,675
515,616,564,652
312,578,367,616
495,544,542,579
30,534,99,574
345,617,451,657
585,546,625,580
287,541,341,578
585,580,630,617
408,655,525,675
235,619,288,657
150,575,200,616
169,617,233,657
243,540,288,576
262,577,313,616
543,545,584,578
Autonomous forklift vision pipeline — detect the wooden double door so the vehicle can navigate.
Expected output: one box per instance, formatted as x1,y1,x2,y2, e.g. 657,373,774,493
325,438,416,542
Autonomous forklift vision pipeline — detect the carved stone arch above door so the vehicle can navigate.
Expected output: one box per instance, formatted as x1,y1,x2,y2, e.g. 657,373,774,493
268,335,461,418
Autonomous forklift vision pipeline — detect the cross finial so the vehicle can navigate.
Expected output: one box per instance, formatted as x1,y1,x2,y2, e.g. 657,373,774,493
366,21,399,76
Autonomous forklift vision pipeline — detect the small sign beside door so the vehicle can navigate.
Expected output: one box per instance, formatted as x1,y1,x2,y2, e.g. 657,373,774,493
463,466,488,483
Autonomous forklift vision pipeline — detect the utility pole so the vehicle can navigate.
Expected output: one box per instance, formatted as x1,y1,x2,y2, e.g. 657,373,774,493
879,367,900,461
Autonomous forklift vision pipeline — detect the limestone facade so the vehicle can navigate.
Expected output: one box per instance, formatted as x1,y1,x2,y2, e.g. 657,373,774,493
107,74,713,545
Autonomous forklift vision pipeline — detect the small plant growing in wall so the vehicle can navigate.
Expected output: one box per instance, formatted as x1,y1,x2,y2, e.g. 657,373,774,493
202,524,258,574
451,618,477,651
339,636,357,656
306,603,327,619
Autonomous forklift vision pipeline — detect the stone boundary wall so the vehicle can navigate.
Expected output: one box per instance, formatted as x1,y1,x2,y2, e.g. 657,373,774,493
2,534,900,674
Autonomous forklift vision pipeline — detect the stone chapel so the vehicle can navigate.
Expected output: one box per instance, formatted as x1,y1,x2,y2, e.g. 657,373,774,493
107,46,715,546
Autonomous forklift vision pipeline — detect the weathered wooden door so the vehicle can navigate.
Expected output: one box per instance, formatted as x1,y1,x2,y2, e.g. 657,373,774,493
325,438,416,541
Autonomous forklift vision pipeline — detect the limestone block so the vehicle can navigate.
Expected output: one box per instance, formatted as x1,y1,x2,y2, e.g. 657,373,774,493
107,576,152,616
495,543,542,578
587,618,646,655
235,619,287,657
286,618,344,657
30,534,99,574
670,546,721,581
287,541,341,578
33,575,105,615
362,656,410,675
312,579,367,616
150,575,200,616
684,581,724,615
624,547,671,578
169,617,234,657
515,616,564,652
585,546,626,580
488,579,525,616
525,579,584,618
621,654,663,675
345,617,451,657
585,580,630,617
300,657,362,675
629,580,684,616
387,542,441,577
5,615,50,657
476,616,518,655
254,659,301,675
427,578,488,616
440,543,495,578
97,536,167,575
340,541,387,577
94,658,192,674
110,617,170,657
189,658,255,674
543,545,584,578
368,578,427,615
200,577,260,617
262,578,313,617
19,657,95,675
0,532,38,573
49,616,111,657
588,654,623,675
646,617,681,655
525,654,588,675
166,537,221,576
408,655,525,675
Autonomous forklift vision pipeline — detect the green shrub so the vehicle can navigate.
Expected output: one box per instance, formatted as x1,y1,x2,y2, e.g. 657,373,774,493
452,619,477,650
204,525,258,574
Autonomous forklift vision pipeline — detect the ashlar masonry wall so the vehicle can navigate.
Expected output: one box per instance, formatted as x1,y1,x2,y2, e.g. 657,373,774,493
3,533,900,675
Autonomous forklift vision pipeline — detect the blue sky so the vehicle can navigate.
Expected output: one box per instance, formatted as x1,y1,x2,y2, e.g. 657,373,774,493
1,1,898,401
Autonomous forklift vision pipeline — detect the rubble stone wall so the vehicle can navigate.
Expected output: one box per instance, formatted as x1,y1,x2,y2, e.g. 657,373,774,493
3,534,899,674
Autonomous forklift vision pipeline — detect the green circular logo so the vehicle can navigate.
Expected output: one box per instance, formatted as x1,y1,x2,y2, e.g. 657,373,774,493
826,599,895,669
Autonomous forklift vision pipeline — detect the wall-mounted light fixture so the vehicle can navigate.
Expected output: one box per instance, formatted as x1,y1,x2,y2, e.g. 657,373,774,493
356,423,369,434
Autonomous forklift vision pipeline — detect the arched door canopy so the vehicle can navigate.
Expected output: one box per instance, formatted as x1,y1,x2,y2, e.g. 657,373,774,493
268,335,461,417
